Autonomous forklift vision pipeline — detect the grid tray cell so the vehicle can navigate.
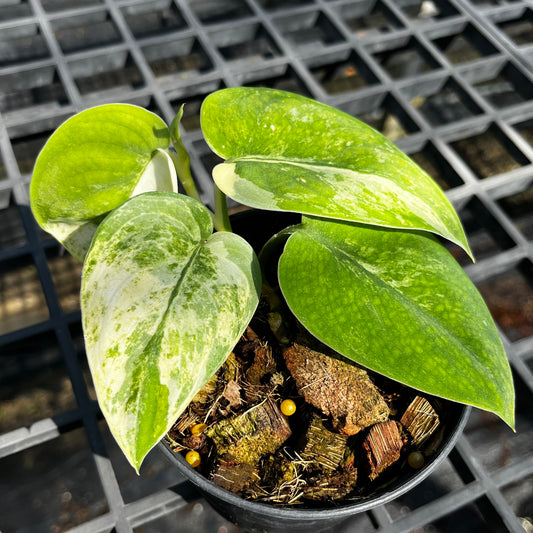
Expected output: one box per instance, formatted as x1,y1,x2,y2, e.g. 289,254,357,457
404,76,483,126
142,36,213,83
273,10,345,53
121,0,187,39
9,127,56,175
245,65,312,96
188,0,253,25
422,498,500,532
41,0,102,12
502,474,533,527
0,194,27,250
476,260,533,342
513,117,533,149
370,35,441,80
68,322,97,402
0,255,49,335
0,153,6,182
131,500,240,533
385,457,468,519
449,123,530,180
497,184,533,241
69,50,144,100
0,330,76,433
334,0,404,38
466,60,533,109
256,0,314,10
309,50,379,94
428,22,499,65
51,11,122,54
210,22,282,67
0,427,109,533
0,23,50,66
0,0,32,21
1,1,533,532
98,419,184,504
407,141,464,191
168,80,225,132
465,370,533,471
493,7,533,47
0,65,69,116
396,0,460,23
45,246,82,314
453,196,515,264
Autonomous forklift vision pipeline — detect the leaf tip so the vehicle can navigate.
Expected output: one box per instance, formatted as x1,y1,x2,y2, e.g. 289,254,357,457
483,381,515,432
449,224,474,263
124,447,147,475
500,400,516,433
464,241,475,263
441,227,474,264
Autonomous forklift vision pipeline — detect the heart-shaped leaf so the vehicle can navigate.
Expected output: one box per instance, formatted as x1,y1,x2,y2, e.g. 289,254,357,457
201,87,471,258
81,192,261,471
31,104,176,260
278,216,514,428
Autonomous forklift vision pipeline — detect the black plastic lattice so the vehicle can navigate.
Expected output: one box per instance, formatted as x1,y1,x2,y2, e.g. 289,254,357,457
1,1,533,532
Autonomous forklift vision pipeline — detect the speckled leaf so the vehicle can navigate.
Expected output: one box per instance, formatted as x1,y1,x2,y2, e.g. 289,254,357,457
30,104,177,260
202,87,471,257
81,192,261,471
278,216,514,428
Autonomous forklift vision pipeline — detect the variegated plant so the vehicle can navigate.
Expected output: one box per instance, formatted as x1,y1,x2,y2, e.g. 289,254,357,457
30,88,515,472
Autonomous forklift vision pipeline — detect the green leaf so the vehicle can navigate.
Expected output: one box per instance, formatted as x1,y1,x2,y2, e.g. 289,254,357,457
81,192,262,471
278,216,514,428
201,87,471,258
30,104,176,260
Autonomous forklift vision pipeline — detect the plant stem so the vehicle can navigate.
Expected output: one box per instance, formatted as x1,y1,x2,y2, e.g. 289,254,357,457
169,146,230,232
214,184,232,232
169,105,202,203
167,149,202,203
170,106,231,232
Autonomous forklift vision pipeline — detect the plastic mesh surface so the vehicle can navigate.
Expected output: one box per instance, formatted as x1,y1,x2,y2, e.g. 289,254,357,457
1,1,533,532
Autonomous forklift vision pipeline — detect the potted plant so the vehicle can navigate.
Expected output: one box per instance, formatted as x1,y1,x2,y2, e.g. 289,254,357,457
30,87,514,531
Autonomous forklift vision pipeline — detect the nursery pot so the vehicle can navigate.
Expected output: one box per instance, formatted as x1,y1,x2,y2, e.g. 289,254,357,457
160,209,471,533
160,403,469,533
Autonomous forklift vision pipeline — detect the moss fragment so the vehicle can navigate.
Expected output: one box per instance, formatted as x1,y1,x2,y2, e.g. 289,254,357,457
206,398,291,465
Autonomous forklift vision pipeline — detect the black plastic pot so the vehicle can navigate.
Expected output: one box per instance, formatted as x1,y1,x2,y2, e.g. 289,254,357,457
160,403,469,533
159,209,471,532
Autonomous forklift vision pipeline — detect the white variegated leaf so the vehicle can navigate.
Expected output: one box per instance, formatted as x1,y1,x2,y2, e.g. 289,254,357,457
31,104,176,261
81,192,261,471
201,87,472,257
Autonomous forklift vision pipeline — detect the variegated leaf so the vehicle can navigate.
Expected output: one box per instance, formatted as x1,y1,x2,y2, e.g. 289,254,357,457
201,87,471,257
81,192,261,471
30,104,177,260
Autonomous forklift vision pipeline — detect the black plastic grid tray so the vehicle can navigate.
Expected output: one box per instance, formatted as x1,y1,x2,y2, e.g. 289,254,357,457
1,1,533,532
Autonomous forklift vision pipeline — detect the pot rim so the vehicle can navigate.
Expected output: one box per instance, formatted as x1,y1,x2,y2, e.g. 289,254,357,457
160,404,470,519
